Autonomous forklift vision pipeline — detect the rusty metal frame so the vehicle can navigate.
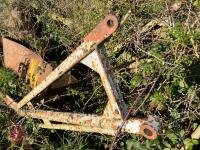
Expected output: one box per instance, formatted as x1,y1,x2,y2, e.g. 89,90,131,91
3,15,158,140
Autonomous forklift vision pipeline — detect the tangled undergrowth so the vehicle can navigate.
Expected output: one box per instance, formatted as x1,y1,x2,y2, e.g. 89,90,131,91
1,0,200,149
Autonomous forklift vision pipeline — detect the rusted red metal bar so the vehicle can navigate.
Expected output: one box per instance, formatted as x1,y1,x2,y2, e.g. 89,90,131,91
3,15,159,140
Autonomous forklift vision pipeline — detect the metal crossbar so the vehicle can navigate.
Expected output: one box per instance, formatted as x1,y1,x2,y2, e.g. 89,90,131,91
3,15,158,140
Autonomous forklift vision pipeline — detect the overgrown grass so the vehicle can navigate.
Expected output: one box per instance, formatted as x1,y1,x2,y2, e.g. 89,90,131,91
1,0,200,149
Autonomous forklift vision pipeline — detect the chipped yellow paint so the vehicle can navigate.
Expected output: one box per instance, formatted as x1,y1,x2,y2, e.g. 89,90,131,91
29,59,41,88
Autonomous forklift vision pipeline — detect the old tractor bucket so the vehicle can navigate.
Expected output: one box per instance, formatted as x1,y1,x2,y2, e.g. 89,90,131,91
2,38,77,89
3,15,159,140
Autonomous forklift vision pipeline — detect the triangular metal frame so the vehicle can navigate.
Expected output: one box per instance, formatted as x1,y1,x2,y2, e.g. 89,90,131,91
3,15,158,140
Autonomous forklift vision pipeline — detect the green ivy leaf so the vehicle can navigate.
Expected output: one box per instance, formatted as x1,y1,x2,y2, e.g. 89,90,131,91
167,133,178,145
184,138,199,150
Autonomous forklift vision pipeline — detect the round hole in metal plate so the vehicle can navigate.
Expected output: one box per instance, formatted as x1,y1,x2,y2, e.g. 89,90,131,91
143,128,153,137
107,19,114,28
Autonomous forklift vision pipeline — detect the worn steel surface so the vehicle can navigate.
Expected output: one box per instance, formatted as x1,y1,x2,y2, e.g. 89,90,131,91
81,48,127,119
3,38,77,88
3,15,159,140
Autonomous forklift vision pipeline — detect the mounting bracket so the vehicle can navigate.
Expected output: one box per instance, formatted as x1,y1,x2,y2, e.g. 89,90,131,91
3,15,158,140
